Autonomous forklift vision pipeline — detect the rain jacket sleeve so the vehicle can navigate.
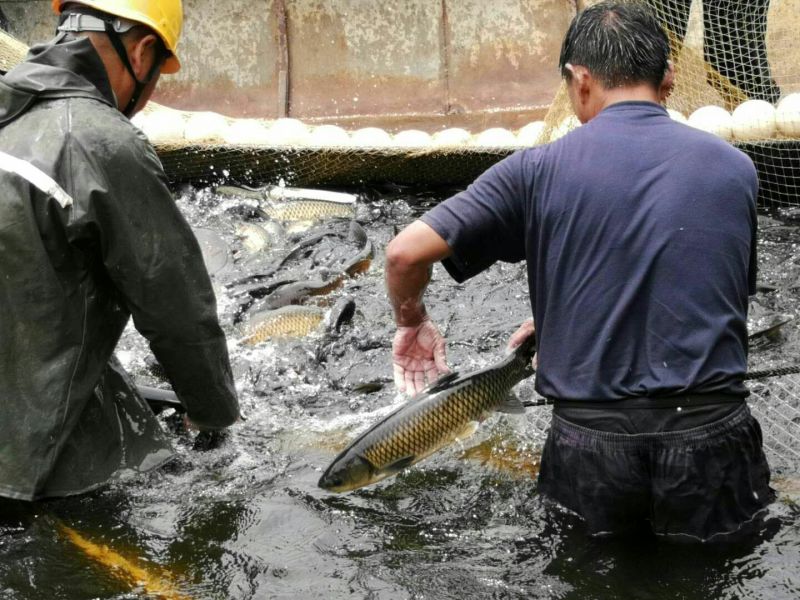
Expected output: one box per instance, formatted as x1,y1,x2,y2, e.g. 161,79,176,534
64,121,239,430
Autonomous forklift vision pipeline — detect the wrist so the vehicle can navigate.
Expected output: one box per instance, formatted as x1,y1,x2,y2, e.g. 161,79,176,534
395,302,427,328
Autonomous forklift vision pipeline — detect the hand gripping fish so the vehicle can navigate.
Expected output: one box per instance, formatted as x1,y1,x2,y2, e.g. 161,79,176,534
318,334,537,493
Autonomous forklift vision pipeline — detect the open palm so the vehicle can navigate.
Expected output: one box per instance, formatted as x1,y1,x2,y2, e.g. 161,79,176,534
392,319,449,396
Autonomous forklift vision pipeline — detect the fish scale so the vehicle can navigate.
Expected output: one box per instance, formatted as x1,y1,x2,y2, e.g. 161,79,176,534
261,200,355,222
319,335,537,492
241,305,325,345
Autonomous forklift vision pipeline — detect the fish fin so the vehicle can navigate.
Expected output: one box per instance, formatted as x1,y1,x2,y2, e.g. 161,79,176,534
422,371,460,394
384,455,417,475
454,421,480,441
348,220,368,245
494,393,526,415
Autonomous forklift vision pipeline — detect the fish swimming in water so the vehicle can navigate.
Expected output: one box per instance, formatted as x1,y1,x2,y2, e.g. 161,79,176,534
748,313,793,341
57,520,191,600
192,227,232,277
329,296,357,333
235,221,284,255
340,238,373,276
240,305,326,345
231,221,373,315
249,247,372,311
216,184,357,205
249,274,347,311
318,335,537,493
216,185,357,222
460,434,541,480
226,220,369,290
277,220,365,268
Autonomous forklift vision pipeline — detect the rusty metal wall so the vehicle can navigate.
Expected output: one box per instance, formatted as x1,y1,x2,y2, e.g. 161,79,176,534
1,0,575,129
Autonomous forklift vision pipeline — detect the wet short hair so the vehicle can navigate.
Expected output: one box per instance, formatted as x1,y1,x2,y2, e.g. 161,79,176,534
558,1,670,89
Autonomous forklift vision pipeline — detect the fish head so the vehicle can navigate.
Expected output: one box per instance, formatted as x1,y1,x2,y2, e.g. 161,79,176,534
318,452,376,493
514,333,537,364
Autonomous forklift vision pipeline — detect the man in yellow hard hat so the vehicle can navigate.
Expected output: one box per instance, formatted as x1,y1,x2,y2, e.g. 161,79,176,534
0,0,239,503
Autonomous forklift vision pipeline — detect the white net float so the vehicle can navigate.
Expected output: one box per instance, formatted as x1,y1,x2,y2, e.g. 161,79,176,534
132,109,186,143
551,115,580,141
516,121,545,146
223,119,272,145
472,127,517,147
351,127,393,147
392,129,433,148
776,93,800,138
309,124,352,147
267,118,311,146
431,128,472,147
732,100,777,141
183,111,230,144
688,105,733,140
667,109,688,124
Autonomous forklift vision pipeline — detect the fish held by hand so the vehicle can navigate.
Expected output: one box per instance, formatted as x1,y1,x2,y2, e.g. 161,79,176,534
318,335,536,493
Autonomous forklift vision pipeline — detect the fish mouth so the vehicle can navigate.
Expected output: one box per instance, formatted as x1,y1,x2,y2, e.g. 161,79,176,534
317,473,341,492
317,470,354,493
318,454,375,493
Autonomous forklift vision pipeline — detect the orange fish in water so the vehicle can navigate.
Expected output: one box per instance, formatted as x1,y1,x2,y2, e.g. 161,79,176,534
57,521,192,600
461,435,542,480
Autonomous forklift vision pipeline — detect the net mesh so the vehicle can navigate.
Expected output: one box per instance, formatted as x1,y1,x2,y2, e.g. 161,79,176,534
149,1,800,206
539,0,800,209
0,28,28,74
748,374,800,475
155,143,514,189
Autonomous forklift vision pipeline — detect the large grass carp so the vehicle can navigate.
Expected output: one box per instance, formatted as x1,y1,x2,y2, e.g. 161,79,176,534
241,305,326,345
318,335,537,493
259,199,355,222
216,184,357,205
216,184,356,222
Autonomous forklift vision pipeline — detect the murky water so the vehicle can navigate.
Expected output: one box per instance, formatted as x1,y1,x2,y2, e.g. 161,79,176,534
2,188,800,599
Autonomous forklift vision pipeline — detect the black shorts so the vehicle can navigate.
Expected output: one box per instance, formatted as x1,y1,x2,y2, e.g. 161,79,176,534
537,403,775,542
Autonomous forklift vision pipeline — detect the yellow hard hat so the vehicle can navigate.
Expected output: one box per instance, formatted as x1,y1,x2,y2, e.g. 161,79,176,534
52,0,183,74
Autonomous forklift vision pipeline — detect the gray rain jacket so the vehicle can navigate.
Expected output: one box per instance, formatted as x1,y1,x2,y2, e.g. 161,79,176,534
0,34,239,501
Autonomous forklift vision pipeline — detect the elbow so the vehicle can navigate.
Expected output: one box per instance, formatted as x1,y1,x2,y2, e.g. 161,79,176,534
385,236,416,275
386,220,451,278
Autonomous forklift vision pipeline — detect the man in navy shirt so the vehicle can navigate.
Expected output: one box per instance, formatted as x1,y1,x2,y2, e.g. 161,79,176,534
384,1,773,541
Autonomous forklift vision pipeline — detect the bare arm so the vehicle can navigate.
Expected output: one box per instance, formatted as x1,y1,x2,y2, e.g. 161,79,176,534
385,220,453,394
386,220,452,326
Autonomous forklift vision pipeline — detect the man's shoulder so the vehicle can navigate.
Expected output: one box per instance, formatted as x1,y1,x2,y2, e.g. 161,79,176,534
677,125,758,191
67,98,156,159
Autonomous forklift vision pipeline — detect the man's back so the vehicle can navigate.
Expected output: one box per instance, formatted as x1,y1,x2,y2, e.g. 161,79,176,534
529,101,758,400
422,101,757,401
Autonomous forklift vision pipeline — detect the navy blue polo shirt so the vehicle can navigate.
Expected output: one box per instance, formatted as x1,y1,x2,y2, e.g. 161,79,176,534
422,101,758,400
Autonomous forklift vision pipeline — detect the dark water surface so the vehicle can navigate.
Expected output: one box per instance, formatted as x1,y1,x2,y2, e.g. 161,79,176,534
1,188,799,599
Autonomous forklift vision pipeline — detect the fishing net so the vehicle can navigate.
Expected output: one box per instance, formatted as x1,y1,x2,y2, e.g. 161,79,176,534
524,370,800,477
0,28,27,73
127,0,800,206
540,0,800,210
155,142,513,189
748,374,800,475
2,4,798,205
